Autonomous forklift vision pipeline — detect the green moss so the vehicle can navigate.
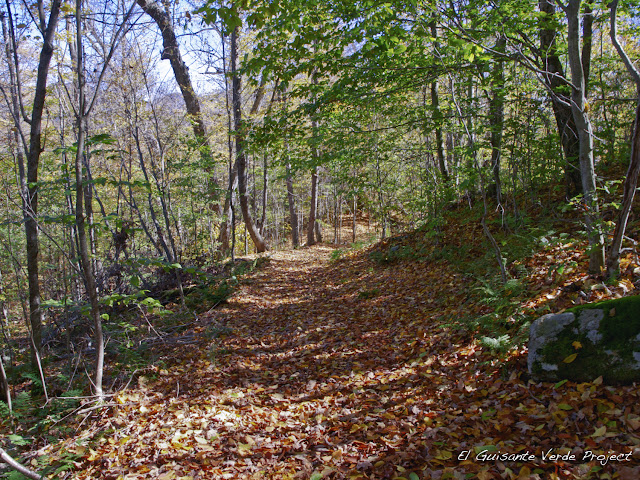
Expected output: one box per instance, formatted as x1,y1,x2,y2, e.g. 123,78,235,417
569,295,640,342
534,295,640,384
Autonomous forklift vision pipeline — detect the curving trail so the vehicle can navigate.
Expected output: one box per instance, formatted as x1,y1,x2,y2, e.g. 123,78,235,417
68,244,639,479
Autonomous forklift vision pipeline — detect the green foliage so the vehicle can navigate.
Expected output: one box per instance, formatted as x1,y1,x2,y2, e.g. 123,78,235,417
4,471,30,480
7,434,30,447
50,450,80,476
480,334,512,355
330,248,345,262
185,282,233,313
476,278,526,313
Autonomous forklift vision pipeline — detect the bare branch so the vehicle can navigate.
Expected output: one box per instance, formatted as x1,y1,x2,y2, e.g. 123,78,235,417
609,0,640,89
0,445,43,480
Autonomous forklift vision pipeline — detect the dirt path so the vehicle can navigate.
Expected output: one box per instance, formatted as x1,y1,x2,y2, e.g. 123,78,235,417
67,245,639,479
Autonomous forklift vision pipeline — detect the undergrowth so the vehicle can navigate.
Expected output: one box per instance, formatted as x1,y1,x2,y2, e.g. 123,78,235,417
360,197,640,360
0,254,272,478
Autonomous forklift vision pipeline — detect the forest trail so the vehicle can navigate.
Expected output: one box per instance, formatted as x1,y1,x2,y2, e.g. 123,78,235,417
66,243,639,479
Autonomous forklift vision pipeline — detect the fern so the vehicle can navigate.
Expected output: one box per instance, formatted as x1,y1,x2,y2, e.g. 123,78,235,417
20,372,41,388
12,391,33,415
480,334,512,354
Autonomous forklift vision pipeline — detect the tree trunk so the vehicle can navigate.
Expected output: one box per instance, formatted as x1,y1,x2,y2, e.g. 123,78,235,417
352,196,357,243
286,163,299,248
230,26,268,253
307,60,321,246
260,153,268,235
136,0,221,210
606,0,640,278
12,0,61,363
488,35,506,206
539,0,582,196
315,216,323,243
431,81,449,182
429,21,449,182
74,0,104,399
218,166,238,257
307,166,319,246
565,0,604,273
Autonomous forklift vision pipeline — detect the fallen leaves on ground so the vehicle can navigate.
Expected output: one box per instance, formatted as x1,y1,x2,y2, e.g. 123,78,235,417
44,244,640,479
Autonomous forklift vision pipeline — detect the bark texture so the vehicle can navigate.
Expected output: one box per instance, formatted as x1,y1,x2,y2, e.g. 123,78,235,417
21,0,62,359
565,0,604,273
539,0,582,196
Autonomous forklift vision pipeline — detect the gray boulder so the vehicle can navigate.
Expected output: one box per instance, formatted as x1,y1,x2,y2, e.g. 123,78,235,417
528,295,640,384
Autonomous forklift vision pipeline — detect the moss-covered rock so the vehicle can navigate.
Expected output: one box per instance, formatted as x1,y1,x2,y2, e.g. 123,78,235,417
528,295,640,384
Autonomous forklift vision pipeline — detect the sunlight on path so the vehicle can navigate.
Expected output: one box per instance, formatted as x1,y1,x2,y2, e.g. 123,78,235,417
69,243,640,480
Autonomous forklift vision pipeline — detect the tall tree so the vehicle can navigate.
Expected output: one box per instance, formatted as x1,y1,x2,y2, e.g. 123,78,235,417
230,24,268,252
136,0,222,213
429,17,449,183
487,35,506,206
68,0,135,399
538,0,594,196
561,0,604,273
2,0,62,362
606,0,640,278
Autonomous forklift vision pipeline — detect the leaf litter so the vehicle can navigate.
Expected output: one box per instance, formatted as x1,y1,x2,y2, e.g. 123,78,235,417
41,237,640,479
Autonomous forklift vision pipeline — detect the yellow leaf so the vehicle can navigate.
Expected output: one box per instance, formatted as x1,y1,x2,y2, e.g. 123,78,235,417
572,341,582,349
87,449,100,462
435,449,453,460
592,425,606,437
563,353,578,363
593,376,603,385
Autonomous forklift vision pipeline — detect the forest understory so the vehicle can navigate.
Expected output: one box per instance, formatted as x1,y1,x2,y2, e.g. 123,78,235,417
3,207,640,480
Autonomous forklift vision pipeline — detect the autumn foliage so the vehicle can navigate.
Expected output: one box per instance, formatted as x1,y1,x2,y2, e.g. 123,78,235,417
10,211,635,480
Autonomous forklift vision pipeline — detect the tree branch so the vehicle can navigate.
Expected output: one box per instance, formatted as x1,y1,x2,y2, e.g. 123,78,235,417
0,445,43,480
609,0,640,89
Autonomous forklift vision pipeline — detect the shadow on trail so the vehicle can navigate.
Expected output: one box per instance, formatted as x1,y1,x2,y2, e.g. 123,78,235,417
140,246,496,478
